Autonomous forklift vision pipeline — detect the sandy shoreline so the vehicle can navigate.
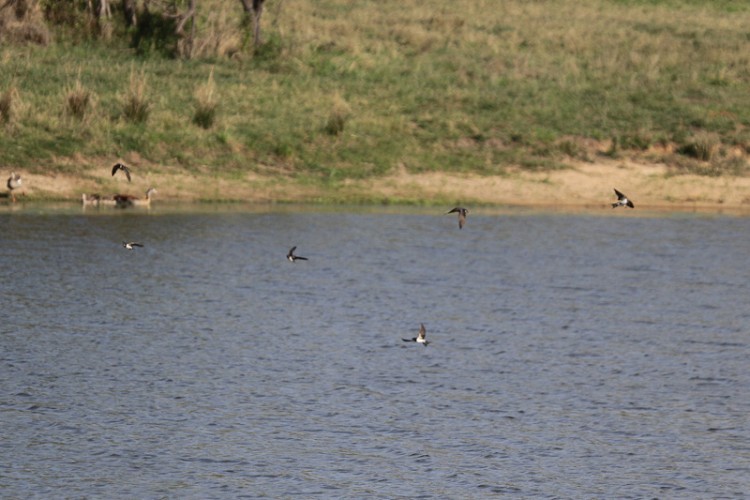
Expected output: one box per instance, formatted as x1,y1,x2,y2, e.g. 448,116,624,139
3,158,750,212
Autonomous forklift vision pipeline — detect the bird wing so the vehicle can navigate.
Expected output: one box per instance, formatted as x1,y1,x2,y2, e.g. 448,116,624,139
446,207,459,214
288,246,297,257
627,200,634,208
419,323,426,338
112,163,132,181
614,188,626,200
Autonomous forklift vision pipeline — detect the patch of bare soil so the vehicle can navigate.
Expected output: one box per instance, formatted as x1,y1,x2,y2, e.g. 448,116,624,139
4,158,750,211
362,159,750,209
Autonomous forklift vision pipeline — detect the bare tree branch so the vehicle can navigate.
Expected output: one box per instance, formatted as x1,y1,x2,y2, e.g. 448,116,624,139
99,0,112,19
173,0,196,58
173,0,195,36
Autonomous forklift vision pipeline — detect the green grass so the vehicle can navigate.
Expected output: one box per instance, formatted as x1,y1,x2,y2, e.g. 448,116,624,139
1,0,750,181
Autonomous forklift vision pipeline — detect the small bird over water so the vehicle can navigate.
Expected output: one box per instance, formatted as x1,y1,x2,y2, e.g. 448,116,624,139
6,172,22,202
612,188,634,209
446,207,468,229
122,241,144,250
112,162,132,182
402,323,429,346
287,246,308,262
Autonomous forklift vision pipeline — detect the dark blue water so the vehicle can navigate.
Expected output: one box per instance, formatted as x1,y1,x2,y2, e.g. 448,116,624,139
1,206,749,498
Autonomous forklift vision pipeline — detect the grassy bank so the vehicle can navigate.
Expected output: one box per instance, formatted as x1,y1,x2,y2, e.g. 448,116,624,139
1,0,750,195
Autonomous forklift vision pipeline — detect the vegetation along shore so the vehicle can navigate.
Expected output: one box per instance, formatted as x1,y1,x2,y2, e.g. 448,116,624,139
1,0,750,209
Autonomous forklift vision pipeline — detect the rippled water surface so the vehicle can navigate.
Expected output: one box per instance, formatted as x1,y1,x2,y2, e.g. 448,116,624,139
1,205,749,498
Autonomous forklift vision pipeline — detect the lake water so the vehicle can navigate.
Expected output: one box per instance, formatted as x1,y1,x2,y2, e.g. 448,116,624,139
1,204,749,498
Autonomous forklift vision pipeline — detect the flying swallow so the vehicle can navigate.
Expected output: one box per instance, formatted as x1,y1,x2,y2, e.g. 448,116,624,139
287,246,308,262
122,241,144,250
612,188,634,209
402,323,429,346
112,162,132,182
446,207,468,229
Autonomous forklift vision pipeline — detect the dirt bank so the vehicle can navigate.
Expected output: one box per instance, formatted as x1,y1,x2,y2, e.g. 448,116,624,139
4,158,750,211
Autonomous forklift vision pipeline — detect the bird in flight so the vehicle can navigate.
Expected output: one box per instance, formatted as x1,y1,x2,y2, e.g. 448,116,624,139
402,323,429,346
112,162,132,182
612,188,634,209
122,241,144,250
446,207,468,229
287,246,308,262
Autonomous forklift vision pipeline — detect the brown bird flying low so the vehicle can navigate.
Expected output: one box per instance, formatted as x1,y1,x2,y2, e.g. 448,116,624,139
112,162,132,182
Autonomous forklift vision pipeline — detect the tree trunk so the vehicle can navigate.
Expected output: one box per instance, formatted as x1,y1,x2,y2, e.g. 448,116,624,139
174,0,196,59
122,0,137,26
239,0,265,47
252,0,264,47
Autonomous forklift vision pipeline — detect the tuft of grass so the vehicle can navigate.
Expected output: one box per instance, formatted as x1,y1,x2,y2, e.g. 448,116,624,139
65,75,94,120
121,66,150,124
324,93,351,136
196,8,242,58
678,132,720,161
0,86,20,124
672,154,747,177
193,67,218,129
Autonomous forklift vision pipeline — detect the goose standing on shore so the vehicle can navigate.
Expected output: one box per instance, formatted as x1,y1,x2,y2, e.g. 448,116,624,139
6,172,22,202
82,193,118,207
115,187,157,208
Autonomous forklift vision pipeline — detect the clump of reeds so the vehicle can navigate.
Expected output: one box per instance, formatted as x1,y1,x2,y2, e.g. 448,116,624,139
122,66,150,123
324,93,351,136
65,76,93,120
678,132,720,162
193,67,218,129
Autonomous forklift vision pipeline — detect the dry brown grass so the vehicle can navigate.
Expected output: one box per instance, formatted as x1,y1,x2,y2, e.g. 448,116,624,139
324,92,351,136
0,85,20,124
0,1,50,45
193,67,218,129
121,66,150,124
193,8,243,58
12,157,750,210
65,74,95,121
